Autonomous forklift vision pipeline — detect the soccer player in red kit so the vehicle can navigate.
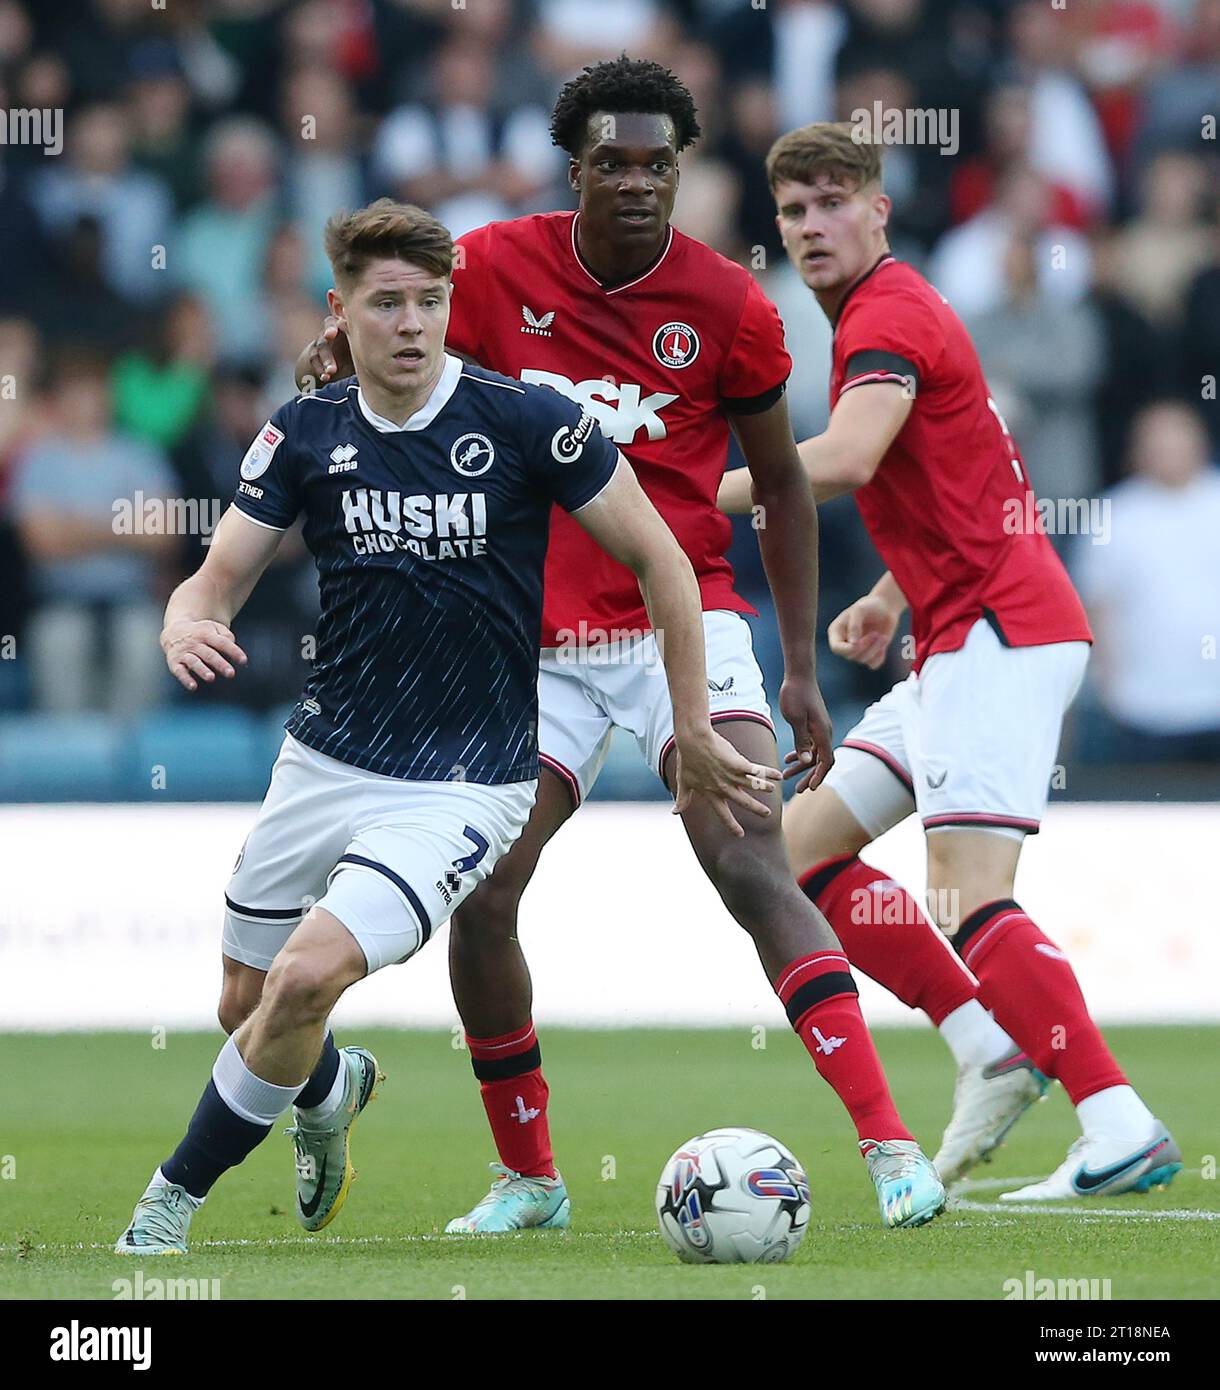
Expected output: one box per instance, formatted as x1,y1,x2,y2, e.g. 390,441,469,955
721,123,1180,1200
298,60,946,1231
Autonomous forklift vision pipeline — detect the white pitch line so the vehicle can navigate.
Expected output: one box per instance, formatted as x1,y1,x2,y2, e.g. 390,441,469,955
191,1230,652,1250
951,1200,1219,1221
949,1169,1218,1221
959,1173,1059,1192
0,1231,653,1255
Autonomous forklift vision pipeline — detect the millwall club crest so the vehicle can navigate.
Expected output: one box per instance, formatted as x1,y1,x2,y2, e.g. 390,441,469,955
652,320,700,369
450,432,495,477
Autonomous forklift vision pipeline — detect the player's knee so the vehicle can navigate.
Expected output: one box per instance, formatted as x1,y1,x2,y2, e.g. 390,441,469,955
452,873,523,946
217,992,255,1035
784,785,873,875
921,887,962,935
262,949,343,1026
706,841,784,930
926,848,1016,934
217,972,264,1035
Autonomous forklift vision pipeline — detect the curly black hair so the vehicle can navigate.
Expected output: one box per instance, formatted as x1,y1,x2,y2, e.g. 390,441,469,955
549,55,702,158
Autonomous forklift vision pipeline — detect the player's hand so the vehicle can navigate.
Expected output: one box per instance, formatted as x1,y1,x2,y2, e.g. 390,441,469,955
671,726,781,838
780,673,834,794
828,594,899,671
161,619,247,692
299,315,353,391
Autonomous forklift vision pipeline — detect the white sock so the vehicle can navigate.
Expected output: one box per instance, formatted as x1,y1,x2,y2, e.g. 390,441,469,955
938,999,1016,1069
212,1035,305,1126
295,1052,349,1123
1077,1086,1155,1144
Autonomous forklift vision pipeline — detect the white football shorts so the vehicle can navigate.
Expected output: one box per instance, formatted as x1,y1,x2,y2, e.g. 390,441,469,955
537,609,774,804
223,734,536,973
824,617,1089,840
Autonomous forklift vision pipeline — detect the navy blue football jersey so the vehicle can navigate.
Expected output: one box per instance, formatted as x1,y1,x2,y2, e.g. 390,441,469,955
232,354,618,782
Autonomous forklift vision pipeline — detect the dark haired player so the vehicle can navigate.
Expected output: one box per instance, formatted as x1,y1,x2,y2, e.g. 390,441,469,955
720,123,1179,1200
114,200,775,1253
302,60,946,1232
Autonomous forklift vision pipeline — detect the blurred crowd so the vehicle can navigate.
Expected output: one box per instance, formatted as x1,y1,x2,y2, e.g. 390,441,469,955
0,0,1218,772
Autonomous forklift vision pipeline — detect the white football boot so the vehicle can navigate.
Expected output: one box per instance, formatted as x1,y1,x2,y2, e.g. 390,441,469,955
933,1046,1050,1185
1001,1123,1182,1201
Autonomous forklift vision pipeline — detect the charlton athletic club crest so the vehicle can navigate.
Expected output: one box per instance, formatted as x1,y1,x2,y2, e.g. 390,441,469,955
652,321,700,370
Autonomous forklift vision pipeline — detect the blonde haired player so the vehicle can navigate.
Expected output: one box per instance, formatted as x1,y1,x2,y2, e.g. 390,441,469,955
720,124,1179,1199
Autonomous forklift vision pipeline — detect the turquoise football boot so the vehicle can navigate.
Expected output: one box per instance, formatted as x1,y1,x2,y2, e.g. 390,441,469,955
861,1139,947,1229
444,1163,571,1234
287,1045,383,1232
115,1177,199,1255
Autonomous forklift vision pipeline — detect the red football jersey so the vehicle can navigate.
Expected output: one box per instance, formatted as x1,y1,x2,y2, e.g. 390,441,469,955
830,255,1092,668
448,211,791,646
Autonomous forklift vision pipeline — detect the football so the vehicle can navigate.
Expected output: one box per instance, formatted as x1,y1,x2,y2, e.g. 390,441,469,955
655,1127,811,1264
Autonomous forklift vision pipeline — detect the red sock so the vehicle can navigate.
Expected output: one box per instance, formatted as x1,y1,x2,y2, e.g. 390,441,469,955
775,952,914,1145
466,1021,556,1179
799,855,977,1025
954,900,1127,1104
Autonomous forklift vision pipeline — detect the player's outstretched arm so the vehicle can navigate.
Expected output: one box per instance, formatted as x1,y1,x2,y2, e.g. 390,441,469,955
729,393,834,794
160,507,283,692
571,456,781,836
795,381,913,503
717,385,912,514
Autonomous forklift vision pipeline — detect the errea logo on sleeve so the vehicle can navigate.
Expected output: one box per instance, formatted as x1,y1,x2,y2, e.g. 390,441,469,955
240,422,285,481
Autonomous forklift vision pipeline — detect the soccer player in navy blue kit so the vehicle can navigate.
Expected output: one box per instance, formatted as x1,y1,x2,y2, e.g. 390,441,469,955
115,201,775,1254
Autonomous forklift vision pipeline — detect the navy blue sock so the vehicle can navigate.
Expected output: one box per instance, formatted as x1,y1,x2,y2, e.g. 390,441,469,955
295,1032,341,1110
161,1080,272,1199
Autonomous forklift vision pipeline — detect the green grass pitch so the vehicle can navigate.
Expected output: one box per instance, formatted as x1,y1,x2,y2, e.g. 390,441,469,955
1,1025,1216,1300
